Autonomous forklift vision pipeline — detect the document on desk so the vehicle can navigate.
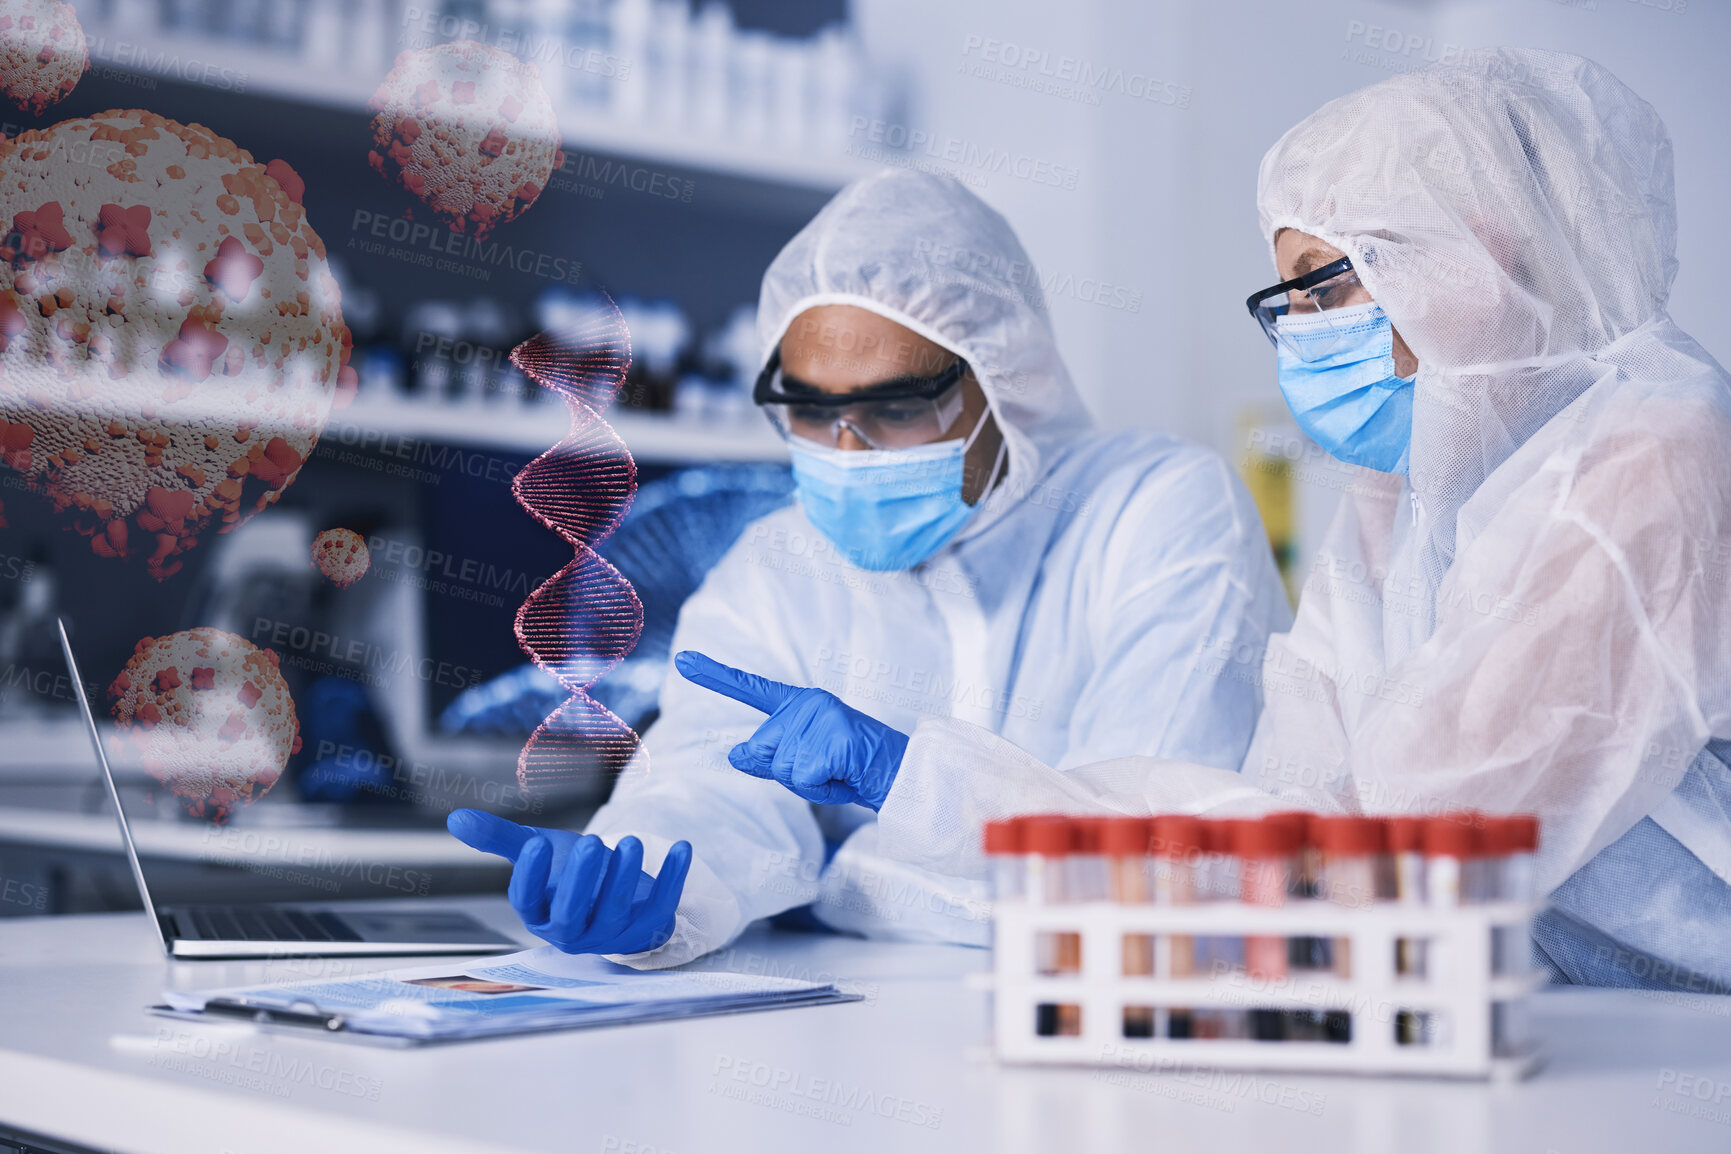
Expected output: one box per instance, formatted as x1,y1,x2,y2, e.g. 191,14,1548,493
156,946,861,1043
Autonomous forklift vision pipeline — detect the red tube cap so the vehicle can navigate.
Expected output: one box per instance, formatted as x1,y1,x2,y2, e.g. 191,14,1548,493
1230,815,1302,859
1070,816,1108,855
1313,815,1386,856
1385,816,1425,854
1482,814,1540,855
1150,815,1204,857
1263,810,1315,848
983,818,1022,855
1506,814,1539,852
1198,817,1234,855
1100,816,1152,856
1422,816,1482,858
1022,816,1073,857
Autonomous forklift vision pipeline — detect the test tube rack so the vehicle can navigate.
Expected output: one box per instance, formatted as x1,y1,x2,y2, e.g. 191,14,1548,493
980,898,1545,1079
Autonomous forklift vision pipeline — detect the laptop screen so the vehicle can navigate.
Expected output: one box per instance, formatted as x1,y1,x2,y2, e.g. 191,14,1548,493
57,619,168,948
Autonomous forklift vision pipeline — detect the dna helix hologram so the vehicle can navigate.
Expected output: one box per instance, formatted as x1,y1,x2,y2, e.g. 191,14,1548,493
506,295,643,793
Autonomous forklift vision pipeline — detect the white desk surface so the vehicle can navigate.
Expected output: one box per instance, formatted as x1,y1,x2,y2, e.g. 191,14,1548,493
2,898,1730,1154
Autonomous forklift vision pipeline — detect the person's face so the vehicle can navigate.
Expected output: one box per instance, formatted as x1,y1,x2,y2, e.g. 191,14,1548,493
777,305,1003,504
1274,230,1419,379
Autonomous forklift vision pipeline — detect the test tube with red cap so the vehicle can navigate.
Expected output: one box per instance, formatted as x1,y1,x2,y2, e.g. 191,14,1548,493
1487,815,1541,1055
1409,816,1484,1047
1268,810,1334,972
983,818,1025,904
1483,814,1540,980
1264,811,1318,898
1021,816,1081,976
1104,817,1155,1004
1021,816,1074,905
1150,815,1202,980
1315,816,1386,910
1314,815,1387,979
1386,816,1426,904
1383,816,1428,980
1190,818,1239,975
1423,817,1483,907
1484,815,1539,902
1068,816,1112,903
1139,816,1202,1039
1232,816,1300,982
1103,817,1153,904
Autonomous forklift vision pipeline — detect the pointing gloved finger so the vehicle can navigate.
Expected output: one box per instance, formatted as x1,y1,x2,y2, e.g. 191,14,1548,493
586,837,644,941
550,836,609,940
674,651,800,716
507,836,554,925
447,808,535,861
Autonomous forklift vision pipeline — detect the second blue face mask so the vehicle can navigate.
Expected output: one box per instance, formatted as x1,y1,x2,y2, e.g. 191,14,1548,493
788,414,995,572
1276,301,1415,475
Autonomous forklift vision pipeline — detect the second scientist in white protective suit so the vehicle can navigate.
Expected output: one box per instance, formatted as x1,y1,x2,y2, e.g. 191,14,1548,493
848,51,1731,991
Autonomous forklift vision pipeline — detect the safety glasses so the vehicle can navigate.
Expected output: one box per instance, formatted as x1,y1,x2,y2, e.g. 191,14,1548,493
753,347,972,450
1245,257,1375,362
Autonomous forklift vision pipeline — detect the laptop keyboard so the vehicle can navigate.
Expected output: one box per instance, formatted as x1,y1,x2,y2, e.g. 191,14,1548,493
181,906,363,943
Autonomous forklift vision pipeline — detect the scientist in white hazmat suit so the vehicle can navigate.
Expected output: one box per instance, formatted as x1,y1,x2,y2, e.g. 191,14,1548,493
819,50,1731,990
446,170,1292,966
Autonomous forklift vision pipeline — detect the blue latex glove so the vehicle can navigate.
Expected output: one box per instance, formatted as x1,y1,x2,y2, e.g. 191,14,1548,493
447,809,692,955
673,650,909,810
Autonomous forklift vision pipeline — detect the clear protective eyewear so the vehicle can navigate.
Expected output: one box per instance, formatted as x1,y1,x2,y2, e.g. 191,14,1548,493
753,346,972,450
1245,257,1377,363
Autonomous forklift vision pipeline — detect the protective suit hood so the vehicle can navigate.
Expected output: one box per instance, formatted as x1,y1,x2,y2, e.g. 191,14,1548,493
758,169,1093,543
1257,47,1679,661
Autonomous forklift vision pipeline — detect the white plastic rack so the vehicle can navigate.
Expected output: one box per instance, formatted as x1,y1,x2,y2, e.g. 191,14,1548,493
982,898,1544,1079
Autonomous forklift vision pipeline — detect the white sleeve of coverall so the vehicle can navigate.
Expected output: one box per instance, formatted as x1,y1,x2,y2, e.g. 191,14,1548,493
1312,399,1731,895
876,718,1290,880
587,548,827,969
1055,447,1292,772
874,449,1292,878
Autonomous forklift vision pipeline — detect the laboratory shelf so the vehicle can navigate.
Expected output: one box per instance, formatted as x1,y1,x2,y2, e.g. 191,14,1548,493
335,395,787,463
77,20,879,192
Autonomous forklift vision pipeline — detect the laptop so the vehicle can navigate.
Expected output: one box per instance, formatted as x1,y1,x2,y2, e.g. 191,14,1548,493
58,618,521,959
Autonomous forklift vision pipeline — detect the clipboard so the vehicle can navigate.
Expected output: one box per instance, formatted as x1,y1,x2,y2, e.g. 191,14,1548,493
151,948,864,1046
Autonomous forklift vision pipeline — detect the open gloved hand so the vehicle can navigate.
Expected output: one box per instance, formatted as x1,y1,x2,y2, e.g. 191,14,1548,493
447,809,692,955
674,650,909,810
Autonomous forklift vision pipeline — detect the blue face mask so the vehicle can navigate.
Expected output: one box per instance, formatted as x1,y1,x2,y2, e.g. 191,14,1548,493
788,413,1000,571
1275,301,1415,474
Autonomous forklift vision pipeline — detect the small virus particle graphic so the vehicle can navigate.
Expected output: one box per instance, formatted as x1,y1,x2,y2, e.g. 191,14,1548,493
108,628,301,822
0,109,356,579
0,0,86,116
311,527,369,587
367,41,563,238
